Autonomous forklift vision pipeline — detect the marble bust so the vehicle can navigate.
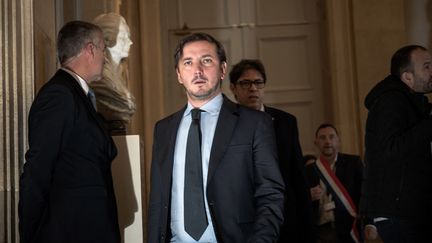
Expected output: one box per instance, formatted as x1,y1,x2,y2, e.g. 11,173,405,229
91,13,136,134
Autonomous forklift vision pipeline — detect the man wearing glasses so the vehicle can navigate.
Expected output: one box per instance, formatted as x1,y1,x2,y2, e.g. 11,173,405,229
229,59,316,243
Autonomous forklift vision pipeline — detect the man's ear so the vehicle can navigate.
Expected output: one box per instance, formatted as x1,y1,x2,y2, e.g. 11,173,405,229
220,62,227,80
401,71,415,89
87,42,96,57
229,83,239,101
176,68,183,84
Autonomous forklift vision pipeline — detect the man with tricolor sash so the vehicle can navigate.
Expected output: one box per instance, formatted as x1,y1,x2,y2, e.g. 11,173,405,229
307,124,364,243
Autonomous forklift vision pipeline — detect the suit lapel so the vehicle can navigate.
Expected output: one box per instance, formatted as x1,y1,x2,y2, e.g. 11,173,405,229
159,108,185,194
207,97,239,184
264,106,274,119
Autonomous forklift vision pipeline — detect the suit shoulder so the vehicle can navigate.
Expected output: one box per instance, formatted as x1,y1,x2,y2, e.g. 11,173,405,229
34,80,75,104
155,109,184,127
155,114,175,127
238,104,272,121
37,70,79,95
265,106,297,121
339,153,360,159
338,153,363,165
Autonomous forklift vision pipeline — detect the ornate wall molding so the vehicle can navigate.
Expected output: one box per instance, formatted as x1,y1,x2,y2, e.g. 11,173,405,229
0,0,34,242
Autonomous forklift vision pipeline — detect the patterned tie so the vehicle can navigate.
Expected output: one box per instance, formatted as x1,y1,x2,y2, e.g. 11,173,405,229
184,108,208,240
87,88,97,110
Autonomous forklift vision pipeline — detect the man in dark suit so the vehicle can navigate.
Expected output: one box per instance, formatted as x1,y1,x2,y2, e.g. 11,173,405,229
229,59,316,243
305,124,363,243
147,33,285,242
19,21,120,243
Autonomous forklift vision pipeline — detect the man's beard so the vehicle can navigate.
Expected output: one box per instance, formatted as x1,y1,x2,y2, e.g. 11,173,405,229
322,147,335,157
188,85,219,100
186,79,221,101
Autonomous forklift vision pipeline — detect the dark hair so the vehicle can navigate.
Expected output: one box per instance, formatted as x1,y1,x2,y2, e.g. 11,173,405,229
390,45,427,77
173,32,227,69
229,59,267,84
315,123,339,137
57,20,102,65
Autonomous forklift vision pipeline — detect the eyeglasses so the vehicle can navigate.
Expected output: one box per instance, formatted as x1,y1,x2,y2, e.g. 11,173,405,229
236,79,266,89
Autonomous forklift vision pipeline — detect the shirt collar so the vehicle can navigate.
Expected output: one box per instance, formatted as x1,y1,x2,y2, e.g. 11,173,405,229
184,93,223,117
61,67,90,95
330,153,338,167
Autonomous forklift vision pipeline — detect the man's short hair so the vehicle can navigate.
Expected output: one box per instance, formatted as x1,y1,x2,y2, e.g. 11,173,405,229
315,123,339,137
229,59,267,84
173,32,227,70
390,45,427,78
57,20,102,65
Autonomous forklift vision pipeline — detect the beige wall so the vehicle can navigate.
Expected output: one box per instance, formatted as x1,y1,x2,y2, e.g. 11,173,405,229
323,0,410,156
325,0,362,154
352,0,407,152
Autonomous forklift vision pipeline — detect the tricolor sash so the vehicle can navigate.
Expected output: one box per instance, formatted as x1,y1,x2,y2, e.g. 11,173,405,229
315,156,360,243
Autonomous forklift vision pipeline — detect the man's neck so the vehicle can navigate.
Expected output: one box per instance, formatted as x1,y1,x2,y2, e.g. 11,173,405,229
61,67,90,94
322,153,337,164
188,91,222,108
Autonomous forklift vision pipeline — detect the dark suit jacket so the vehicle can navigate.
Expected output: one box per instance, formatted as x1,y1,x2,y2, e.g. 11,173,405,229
305,153,363,243
264,106,316,243
148,95,285,243
19,69,120,243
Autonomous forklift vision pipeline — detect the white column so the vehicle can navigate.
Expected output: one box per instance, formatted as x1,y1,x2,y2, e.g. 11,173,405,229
0,0,34,242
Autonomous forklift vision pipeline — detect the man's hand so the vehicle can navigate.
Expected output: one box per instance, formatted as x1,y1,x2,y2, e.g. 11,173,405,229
310,185,323,201
364,224,378,241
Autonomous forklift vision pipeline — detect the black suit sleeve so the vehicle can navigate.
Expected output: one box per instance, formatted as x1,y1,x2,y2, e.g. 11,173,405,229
19,85,74,242
249,113,285,242
147,121,166,243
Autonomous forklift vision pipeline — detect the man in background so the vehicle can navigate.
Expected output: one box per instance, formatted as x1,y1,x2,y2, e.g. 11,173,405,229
229,59,315,243
361,45,432,242
19,21,120,243
307,124,363,243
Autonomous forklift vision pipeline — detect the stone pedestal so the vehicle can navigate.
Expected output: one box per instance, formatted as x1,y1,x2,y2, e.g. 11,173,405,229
112,135,144,243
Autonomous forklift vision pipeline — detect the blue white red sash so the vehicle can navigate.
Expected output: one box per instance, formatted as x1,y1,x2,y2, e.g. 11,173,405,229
315,156,360,243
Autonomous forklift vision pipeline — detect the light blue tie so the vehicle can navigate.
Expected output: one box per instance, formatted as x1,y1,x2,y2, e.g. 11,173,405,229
87,89,97,111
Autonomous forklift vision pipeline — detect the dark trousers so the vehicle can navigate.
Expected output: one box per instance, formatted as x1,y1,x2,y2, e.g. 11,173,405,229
317,222,338,243
317,222,358,243
375,218,428,243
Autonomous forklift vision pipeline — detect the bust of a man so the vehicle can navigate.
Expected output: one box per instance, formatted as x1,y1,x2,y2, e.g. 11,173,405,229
90,13,136,135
